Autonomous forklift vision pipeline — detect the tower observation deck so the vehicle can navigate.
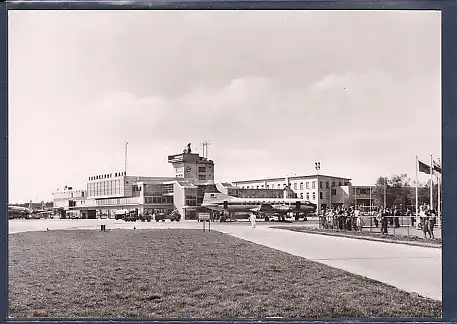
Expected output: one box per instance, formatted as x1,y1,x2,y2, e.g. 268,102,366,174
167,143,215,184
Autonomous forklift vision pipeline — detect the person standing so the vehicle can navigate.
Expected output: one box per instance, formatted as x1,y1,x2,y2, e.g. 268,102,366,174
407,208,415,227
421,208,431,238
327,209,334,230
374,208,380,228
419,206,427,231
338,208,344,231
428,209,436,239
355,207,362,232
381,209,388,234
250,213,257,229
393,207,400,228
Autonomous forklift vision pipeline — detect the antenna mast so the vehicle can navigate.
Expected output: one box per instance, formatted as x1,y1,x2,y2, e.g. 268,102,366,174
201,140,210,158
124,141,128,175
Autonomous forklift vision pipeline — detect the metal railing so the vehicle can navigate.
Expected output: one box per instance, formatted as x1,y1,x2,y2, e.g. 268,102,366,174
317,215,441,239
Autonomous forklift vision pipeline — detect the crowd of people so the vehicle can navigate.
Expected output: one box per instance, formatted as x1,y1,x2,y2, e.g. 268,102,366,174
320,206,365,232
319,204,438,239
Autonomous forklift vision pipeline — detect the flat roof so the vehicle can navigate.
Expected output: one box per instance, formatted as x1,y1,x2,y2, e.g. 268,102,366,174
233,174,352,184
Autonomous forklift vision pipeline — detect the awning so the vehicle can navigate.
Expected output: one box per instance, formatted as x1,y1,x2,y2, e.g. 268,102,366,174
182,206,198,210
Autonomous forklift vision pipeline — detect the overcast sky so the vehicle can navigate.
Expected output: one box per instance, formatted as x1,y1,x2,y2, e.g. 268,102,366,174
8,10,441,203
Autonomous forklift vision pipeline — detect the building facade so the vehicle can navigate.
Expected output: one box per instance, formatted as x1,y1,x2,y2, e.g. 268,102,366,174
52,145,216,220
352,185,376,210
216,182,288,199
233,175,353,211
52,143,377,219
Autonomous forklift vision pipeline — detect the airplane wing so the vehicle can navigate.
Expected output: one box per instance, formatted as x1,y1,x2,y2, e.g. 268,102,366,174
257,204,276,212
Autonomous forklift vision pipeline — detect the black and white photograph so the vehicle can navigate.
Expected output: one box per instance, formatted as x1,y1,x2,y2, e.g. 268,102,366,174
8,9,442,319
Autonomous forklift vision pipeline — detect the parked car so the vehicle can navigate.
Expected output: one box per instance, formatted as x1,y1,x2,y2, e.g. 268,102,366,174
139,214,152,222
154,210,181,222
155,213,166,222
170,210,181,222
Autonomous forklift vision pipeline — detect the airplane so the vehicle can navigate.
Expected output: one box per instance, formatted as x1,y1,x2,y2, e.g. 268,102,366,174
8,205,33,219
8,205,52,219
201,191,317,222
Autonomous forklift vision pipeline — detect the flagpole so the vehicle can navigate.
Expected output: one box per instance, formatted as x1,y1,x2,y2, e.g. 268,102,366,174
438,157,441,226
430,154,433,210
416,155,419,221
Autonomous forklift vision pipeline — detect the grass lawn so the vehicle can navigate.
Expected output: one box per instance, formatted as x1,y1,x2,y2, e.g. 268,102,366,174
9,229,441,319
272,226,442,248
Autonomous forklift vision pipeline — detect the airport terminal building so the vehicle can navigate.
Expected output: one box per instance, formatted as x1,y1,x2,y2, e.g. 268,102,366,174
52,144,375,219
53,146,217,220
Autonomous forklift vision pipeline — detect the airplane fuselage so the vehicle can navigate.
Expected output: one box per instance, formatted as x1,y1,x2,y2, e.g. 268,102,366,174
202,195,316,214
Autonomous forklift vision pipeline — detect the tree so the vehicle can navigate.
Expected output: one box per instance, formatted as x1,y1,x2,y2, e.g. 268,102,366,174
418,179,441,210
372,176,388,208
389,174,412,210
371,174,412,210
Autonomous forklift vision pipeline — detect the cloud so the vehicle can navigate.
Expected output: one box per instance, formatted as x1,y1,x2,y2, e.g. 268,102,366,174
76,68,438,156
7,10,440,203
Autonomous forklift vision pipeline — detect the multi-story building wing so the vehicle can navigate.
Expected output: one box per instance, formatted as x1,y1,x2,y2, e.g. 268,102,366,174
52,145,217,220
233,175,352,211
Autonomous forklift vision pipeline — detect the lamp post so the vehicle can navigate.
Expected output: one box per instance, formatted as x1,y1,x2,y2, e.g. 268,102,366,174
384,178,387,210
315,162,321,216
369,186,372,213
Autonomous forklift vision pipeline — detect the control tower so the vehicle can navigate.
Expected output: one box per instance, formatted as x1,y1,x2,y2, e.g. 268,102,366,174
167,143,215,184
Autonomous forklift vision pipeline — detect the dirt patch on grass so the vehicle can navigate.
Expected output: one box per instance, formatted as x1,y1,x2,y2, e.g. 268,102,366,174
9,229,441,319
272,226,442,248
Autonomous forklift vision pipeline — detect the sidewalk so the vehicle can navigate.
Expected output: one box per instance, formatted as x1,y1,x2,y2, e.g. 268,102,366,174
272,226,442,249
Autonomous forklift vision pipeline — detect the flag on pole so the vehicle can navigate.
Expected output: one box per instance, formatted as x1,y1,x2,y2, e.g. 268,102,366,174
418,160,431,174
433,160,442,174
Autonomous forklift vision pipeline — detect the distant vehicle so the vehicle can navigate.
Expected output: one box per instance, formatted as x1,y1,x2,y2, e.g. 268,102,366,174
123,210,139,222
8,205,53,220
8,206,32,219
155,210,181,222
115,210,129,220
139,214,152,222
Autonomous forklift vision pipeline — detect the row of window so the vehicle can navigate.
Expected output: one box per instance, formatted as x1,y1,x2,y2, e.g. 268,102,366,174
186,199,197,206
144,196,174,204
54,191,85,199
143,184,172,195
242,180,350,190
96,197,139,206
74,200,86,206
87,180,124,197
143,208,170,215
89,171,125,181
230,191,338,201
300,191,336,201
353,188,372,195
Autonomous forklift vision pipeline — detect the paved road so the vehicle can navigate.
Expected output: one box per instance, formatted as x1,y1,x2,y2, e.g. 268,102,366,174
8,219,442,301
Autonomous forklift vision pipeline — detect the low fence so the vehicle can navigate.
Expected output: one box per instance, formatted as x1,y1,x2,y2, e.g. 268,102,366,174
317,215,442,239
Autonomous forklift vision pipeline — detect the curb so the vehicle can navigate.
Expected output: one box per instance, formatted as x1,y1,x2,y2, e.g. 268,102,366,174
271,227,442,249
